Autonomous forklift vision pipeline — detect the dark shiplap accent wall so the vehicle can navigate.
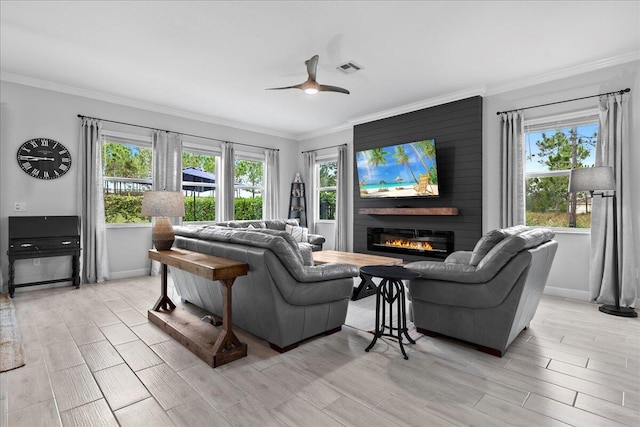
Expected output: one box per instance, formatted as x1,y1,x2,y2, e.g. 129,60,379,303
353,96,483,263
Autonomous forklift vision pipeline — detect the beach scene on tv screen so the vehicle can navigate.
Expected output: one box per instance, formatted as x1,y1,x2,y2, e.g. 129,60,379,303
356,139,439,198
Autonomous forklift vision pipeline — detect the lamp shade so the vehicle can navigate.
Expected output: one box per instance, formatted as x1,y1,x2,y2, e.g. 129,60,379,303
568,167,615,193
141,191,185,217
141,191,184,251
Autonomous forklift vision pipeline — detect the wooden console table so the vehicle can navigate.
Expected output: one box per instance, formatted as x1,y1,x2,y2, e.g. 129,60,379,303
147,248,248,368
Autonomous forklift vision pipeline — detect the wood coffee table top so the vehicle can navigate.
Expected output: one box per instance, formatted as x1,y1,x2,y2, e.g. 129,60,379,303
312,250,403,268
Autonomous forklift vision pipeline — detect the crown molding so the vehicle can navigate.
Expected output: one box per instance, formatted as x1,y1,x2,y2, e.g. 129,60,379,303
296,122,354,142
348,87,487,128
0,71,297,140
485,51,640,96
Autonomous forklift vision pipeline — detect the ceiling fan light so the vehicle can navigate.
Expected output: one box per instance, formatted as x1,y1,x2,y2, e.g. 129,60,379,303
304,87,318,95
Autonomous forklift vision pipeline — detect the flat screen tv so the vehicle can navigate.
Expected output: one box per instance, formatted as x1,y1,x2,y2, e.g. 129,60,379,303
356,139,439,198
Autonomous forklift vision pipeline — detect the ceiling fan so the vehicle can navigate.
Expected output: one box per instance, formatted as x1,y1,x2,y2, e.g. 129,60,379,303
266,55,350,95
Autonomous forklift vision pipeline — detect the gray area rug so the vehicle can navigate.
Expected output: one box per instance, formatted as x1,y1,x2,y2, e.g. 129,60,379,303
0,294,25,372
344,294,423,341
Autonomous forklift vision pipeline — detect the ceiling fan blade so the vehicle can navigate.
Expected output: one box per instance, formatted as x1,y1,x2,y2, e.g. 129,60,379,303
267,55,349,94
305,55,319,81
265,83,304,91
318,84,350,94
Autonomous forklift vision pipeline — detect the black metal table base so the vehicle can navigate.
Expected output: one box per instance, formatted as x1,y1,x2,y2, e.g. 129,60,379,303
351,274,378,300
360,265,421,360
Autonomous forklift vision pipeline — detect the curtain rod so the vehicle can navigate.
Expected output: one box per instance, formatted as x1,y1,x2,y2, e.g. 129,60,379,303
495,88,630,116
77,114,279,151
301,143,347,154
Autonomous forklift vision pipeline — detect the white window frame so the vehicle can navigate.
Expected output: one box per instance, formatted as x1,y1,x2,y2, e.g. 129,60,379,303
181,142,220,224
234,151,265,196
523,109,599,232
101,131,153,228
316,155,337,223
232,150,265,220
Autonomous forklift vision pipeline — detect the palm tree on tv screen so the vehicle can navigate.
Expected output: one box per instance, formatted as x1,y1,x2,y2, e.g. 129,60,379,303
393,145,418,183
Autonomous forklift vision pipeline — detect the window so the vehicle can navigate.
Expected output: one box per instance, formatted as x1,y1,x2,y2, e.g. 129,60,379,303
102,134,152,224
182,148,218,222
524,111,598,228
317,159,337,221
234,155,264,220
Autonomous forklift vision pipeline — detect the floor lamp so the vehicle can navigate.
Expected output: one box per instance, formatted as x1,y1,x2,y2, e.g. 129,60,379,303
568,167,637,317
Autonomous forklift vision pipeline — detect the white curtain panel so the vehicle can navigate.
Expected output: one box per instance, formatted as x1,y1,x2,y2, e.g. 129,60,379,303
218,141,235,221
77,118,110,283
152,131,182,193
334,145,348,251
303,151,317,234
500,111,526,227
263,148,280,220
590,93,636,307
150,131,182,275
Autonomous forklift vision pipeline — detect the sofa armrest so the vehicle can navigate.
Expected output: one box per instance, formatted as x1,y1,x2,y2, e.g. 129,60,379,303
444,251,473,265
307,233,325,245
404,260,486,283
297,263,359,282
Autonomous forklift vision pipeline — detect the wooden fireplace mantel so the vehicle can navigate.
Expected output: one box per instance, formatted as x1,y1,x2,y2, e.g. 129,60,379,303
358,207,459,216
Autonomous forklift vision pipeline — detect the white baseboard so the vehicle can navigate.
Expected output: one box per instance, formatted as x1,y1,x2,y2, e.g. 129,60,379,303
109,269,149,280
543,286,590,302
544,286,640,308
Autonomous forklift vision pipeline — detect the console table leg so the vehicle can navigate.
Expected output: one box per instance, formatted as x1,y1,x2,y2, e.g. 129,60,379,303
212,278,242,353
152,263,176,312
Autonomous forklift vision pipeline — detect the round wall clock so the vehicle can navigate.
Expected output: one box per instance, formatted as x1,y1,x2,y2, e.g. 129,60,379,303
17,138,72,180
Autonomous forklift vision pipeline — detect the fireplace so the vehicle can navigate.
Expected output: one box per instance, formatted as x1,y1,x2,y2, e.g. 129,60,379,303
367,228,454,259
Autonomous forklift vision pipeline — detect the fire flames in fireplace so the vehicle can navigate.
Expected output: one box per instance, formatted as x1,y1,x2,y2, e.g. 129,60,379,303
385,238,433,251
368,228,454,259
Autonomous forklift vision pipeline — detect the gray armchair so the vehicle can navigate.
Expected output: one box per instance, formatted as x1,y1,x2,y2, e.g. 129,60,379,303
405,227,557,356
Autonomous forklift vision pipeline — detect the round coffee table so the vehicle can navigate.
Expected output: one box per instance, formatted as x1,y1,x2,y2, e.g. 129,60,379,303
359,265,421,359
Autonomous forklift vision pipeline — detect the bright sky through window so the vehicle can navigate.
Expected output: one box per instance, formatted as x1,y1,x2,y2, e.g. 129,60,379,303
525,123,597,173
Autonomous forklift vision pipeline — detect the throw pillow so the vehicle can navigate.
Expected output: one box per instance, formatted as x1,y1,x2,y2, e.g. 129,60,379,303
285,224,308,242
247,224,256,230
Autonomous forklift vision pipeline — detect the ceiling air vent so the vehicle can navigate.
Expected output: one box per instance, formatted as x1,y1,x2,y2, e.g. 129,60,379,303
336,61,363,74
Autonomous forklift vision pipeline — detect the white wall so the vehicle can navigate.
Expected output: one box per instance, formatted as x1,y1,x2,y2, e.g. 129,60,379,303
0,81,298,292
298,128,354,251
483,60,640,302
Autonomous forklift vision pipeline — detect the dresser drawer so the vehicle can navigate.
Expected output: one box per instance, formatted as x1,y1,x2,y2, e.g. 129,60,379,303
9,236,79,254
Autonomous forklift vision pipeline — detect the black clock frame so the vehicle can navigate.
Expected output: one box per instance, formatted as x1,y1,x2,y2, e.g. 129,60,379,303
17,138,72,180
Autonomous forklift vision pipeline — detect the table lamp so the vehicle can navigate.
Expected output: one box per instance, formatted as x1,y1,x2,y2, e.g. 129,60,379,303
141,190,185,251
568,166,637,317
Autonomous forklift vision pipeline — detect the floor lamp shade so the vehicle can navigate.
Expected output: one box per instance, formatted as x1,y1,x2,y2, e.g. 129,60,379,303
568,167,615,192
141,191,185,251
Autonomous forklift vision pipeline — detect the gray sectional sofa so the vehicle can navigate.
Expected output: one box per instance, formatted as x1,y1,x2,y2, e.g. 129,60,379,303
169,224,359,351
406,226,557,357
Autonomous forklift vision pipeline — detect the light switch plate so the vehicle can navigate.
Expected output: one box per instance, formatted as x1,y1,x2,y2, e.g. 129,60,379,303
14,202,27,212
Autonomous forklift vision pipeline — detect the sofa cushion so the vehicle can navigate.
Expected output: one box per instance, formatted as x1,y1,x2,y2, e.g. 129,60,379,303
285,224,308,242
224,220,267,229
297,242,315,266
476,228,555,273
469,225,528,266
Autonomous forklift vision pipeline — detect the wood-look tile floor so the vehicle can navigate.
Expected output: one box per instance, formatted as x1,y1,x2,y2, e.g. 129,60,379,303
1,275,639,426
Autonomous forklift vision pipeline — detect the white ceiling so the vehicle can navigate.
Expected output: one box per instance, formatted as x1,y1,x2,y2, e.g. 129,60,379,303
1,1,639,140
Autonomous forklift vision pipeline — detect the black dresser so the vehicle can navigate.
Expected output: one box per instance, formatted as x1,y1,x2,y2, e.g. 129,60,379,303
7,216,81,297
